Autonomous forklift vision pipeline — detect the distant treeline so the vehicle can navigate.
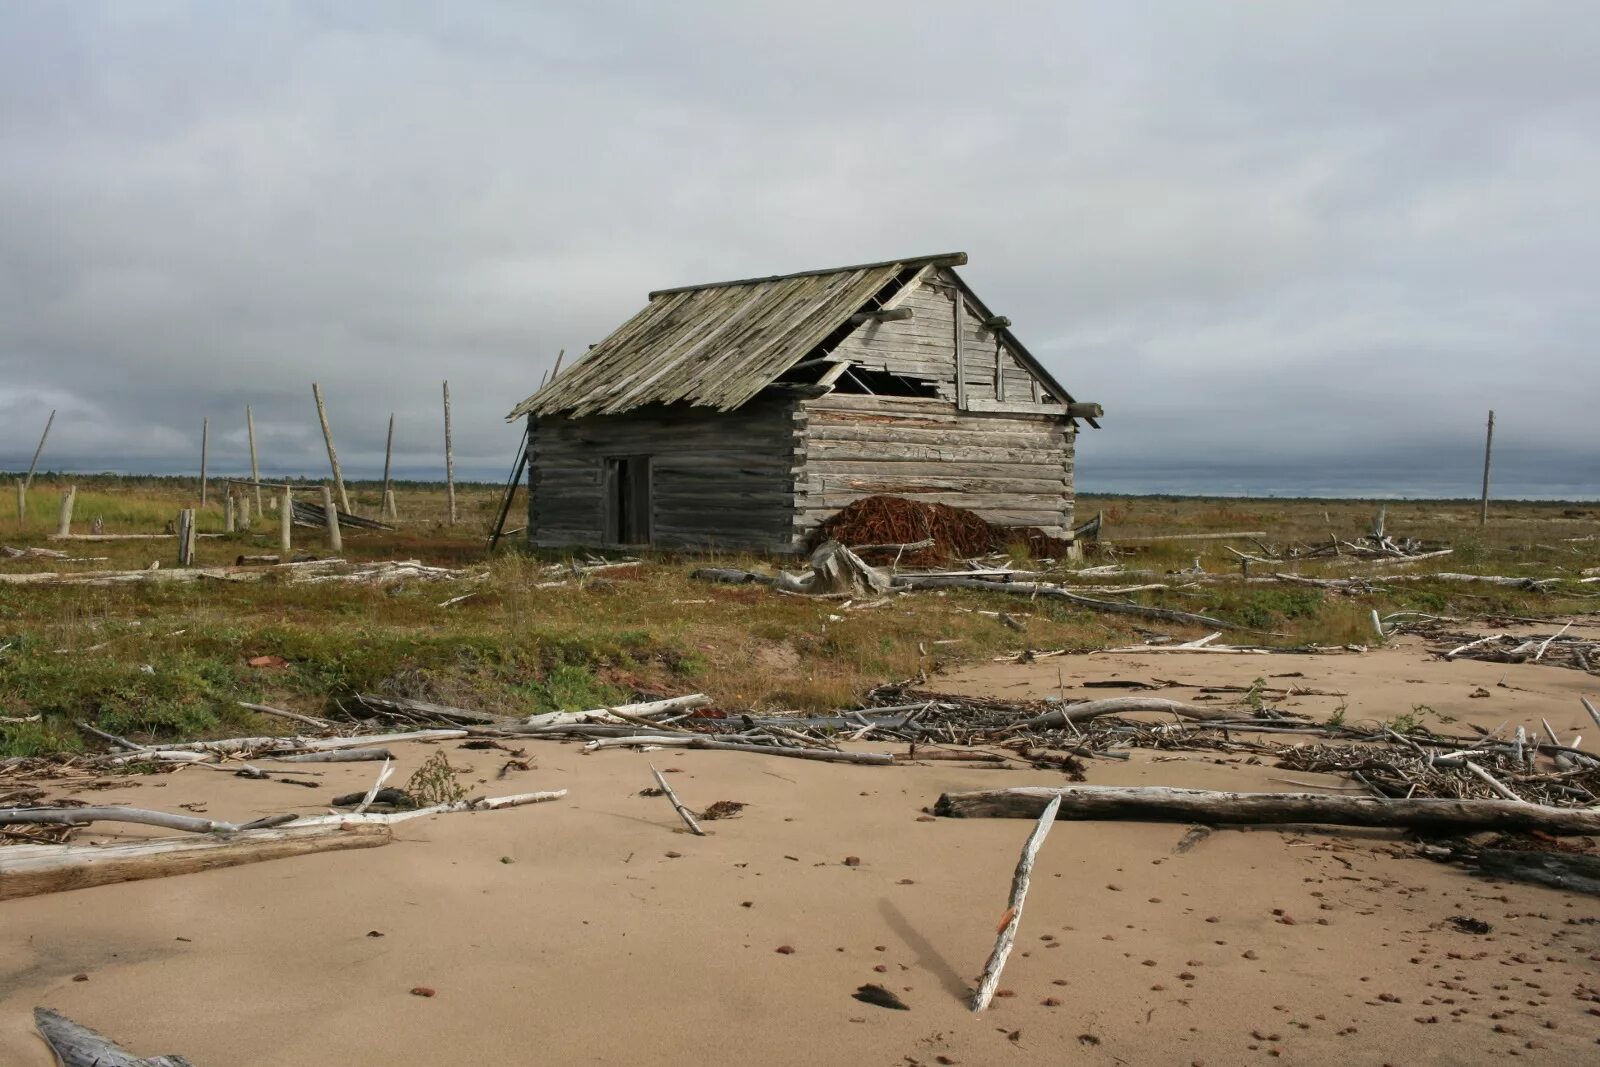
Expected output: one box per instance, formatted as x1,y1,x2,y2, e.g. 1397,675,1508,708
0,471,501,490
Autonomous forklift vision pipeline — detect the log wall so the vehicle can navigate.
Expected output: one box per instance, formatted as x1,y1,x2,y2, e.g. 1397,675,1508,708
795,395,1076,538
830,268,1054,405
528,401,798,551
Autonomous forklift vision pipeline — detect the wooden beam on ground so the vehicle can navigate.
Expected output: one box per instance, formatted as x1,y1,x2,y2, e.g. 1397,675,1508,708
0,823,391,901
934,785,1600,835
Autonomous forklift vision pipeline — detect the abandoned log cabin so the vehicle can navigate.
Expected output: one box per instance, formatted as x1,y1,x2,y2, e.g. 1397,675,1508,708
507,252,1102,552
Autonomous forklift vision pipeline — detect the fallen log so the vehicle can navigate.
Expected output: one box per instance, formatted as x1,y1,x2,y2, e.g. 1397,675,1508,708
583,735,895,765
933,785,1600,835
891,575,1239,630
0,805,294,834
33,1007,194,1067
1011,697,1243,731
0,823,390,901
270,747,393,763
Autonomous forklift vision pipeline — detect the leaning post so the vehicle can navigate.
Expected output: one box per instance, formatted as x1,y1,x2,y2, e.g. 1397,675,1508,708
1479,409,1495,528
321,484,342,554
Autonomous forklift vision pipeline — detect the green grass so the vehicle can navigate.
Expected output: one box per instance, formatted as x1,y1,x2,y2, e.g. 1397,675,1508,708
1,480,1595,757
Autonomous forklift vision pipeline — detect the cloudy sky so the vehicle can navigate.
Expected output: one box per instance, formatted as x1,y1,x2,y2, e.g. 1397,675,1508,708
2,2,1596,497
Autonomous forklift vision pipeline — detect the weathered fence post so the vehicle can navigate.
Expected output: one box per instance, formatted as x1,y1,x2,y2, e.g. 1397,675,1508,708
382,488,398,521
443,380,457,525
321,484,342,554
15,480,25,524
56,486,76,537
223,494,236,533
238,494,251,531
199,417,209,507
1479,409,1495,528
279,486,293,555
311,383,351,515
176,509,196,566
381,412,396,519
24,409,55,496
246,405,263,514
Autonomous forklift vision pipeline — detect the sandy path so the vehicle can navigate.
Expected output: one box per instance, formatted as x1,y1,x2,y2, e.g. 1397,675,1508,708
2,639,1597,1064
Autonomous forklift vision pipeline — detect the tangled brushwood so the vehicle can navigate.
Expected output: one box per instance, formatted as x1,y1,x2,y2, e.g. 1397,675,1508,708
811,494,1073,565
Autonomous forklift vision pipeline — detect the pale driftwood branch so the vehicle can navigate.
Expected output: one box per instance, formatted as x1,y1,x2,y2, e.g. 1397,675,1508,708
237,701,333,730
582,735,895,765
0,805,295,835
934,785,1600,835
0,824,390,902
651,764,705,836
519,694,711,729
33,1007,195,1067
1011,697,1242,731
972,792,1061,1012
287,789,567,828
270,747,394,763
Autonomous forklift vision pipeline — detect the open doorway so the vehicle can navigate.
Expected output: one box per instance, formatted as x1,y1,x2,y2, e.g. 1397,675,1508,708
603,455,652,545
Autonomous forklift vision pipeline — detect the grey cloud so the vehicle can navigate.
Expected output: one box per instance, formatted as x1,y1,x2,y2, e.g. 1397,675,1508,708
1,2,1596,497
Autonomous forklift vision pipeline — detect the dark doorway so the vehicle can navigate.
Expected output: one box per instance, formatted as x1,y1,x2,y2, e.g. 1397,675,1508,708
603,456,652,545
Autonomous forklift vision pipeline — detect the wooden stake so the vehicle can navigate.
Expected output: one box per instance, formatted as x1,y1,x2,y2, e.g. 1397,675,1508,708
224,494,236,533
56,486,75,537
15,480,24,524
650,764,705,836
443,380,457,524
279,486,292,554
176,509,196,566
246,404,263,513
381,411,396,517
382,487,398,521
1479,409,1494,527
23,408,55,492
311,383,351,515
971,791,1061,1012
238,493,251,530
321,484,342,554
199,416,209,506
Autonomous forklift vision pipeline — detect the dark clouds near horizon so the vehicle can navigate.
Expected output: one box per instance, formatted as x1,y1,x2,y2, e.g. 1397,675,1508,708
2,2,1597,497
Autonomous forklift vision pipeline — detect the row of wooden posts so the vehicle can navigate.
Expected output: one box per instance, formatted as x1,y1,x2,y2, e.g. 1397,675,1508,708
53,481,347,567
12,379,456,526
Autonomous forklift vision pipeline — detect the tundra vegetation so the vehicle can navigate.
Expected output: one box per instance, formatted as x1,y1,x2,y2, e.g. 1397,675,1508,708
1,474,1595,758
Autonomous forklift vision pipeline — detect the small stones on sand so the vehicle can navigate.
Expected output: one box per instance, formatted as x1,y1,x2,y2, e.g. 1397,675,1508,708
366,930,385,938
1242,950,1260,960
843,856,861,867
775,945,795,954
664,851,682,859
410,987,436,998
71,974,88,982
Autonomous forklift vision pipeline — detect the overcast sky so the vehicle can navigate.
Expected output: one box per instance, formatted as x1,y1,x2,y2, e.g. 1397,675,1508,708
2,3,1596,497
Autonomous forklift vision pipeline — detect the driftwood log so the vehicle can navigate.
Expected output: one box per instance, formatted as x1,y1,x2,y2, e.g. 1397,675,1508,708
1011,697,1242,731
0,823,391,901
934,785,1600,835
33,1007,194,1067
0,805,294,835
582,735,894,765
889,576,1238,630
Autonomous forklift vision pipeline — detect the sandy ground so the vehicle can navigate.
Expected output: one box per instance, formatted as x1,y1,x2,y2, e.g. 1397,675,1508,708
3,635,1598,1065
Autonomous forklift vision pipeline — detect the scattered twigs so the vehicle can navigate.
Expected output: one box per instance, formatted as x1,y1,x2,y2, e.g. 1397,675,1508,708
650,764,705,836
971,792,1061,1012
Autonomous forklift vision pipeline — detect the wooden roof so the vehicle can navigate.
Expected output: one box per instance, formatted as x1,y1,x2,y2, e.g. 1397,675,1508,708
508,252,1079,420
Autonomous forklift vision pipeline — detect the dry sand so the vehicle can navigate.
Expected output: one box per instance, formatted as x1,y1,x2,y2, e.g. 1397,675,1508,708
3,635,1598,1065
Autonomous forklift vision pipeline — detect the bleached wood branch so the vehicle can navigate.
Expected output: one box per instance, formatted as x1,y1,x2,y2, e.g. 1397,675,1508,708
971,792,1061,1012
651,764,705,836
582,735,895,765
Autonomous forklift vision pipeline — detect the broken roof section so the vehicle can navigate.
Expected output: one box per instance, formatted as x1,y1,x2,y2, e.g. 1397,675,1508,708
509,252,1074,420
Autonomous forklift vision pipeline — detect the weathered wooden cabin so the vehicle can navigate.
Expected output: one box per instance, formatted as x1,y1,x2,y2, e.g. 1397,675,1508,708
507,252,1101,552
